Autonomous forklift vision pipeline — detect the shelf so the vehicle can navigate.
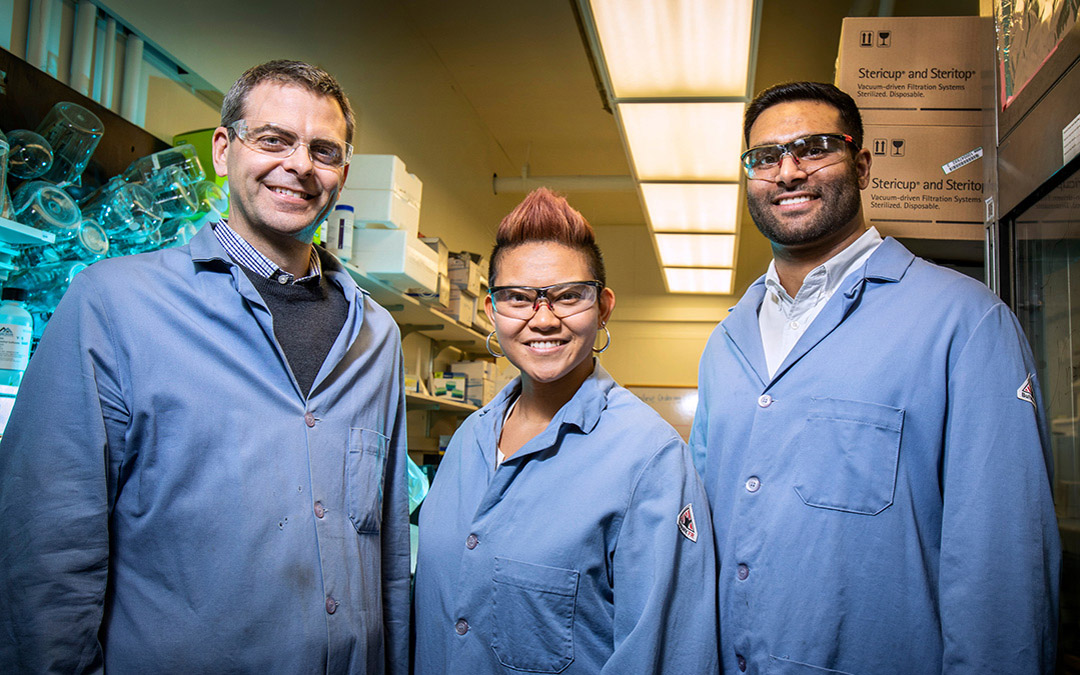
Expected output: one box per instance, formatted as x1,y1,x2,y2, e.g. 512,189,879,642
342,260,488,352
0,217,56,246
406,391,477,414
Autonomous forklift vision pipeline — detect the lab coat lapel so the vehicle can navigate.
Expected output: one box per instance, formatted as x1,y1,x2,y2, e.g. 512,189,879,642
767,237,915,383
720,278,770,387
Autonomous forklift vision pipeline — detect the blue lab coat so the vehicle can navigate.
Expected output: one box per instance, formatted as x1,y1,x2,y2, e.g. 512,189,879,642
414,363,719,674
0,225,411,674
690,237,1060,674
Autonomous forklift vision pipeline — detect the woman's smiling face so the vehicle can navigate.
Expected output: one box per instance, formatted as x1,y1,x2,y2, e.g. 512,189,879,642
486,242,614,387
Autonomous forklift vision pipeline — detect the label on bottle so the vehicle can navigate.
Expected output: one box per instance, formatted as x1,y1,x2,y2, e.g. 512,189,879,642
0,324,32,370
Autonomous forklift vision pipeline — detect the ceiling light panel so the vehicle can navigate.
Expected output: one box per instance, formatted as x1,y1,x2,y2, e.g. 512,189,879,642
655,233,736,267
619,102,744,181
641,183,739,232
664,267,734,295
589,0,756,98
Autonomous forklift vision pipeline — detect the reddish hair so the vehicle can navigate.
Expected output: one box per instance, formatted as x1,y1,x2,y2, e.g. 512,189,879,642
489,188,606,285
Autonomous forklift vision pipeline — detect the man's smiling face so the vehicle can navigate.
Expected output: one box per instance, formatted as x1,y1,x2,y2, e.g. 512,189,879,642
212,81,348,250
745,100,869,249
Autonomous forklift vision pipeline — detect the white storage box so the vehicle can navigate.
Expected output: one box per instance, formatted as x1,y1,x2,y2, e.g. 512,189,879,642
343,154,423,233
352,229,439,293
430,372,466,402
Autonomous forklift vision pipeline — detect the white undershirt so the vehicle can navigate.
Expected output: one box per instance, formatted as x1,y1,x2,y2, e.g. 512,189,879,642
758,227,883,378
496,396,518,467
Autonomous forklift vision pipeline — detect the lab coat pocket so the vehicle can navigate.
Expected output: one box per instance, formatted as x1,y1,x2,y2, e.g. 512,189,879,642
767,654,855,674
346,427,389,534
491,557,579,673
792,397,903,516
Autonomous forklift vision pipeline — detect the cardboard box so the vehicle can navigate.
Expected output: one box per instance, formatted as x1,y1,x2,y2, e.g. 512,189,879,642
835,16,993,126
448,361,497,407
861,123,985,239
430,372,466,401
472,295,494,334
343,155,423,233
420,237,450,276
448,287,477,325
449,252,483,296
352,229,439,292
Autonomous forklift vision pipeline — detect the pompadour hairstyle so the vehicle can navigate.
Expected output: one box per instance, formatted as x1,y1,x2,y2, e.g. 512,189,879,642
488,187,606,286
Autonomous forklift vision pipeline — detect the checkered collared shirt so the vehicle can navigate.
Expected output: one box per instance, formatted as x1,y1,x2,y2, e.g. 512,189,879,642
211,220,322,284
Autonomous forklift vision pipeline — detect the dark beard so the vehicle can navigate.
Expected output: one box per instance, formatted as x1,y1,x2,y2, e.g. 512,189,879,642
746,170,862,247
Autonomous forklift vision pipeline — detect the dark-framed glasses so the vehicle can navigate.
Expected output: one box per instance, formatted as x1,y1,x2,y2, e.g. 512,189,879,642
228,120,353,169
740,133,856,181
489,280,604,319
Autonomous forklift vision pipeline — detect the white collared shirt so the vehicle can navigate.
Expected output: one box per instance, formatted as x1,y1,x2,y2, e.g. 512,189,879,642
758,227,883,378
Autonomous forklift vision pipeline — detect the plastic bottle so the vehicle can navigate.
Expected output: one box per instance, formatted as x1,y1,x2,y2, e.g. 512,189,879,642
326,204,354,262
0,287,33,438
0,287,33,387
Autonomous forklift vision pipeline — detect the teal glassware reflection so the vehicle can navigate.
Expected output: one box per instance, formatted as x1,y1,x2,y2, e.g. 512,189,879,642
120,144,205,188
193,180,228,219
81,182,163,237
10,181,82,240
17,218,109,268
6,130,53,180
36,102,104,186
7,259,87,291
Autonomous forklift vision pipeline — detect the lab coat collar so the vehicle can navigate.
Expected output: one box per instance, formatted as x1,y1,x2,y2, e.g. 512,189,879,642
477,359,614,464
720,237,915,387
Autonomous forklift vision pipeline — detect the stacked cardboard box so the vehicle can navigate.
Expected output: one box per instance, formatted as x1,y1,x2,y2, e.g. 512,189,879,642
449,360,497,407
835,16,994,240
447,252,482,325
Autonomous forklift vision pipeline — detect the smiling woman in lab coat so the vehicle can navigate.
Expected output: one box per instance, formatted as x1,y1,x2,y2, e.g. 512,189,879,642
413,188,718,674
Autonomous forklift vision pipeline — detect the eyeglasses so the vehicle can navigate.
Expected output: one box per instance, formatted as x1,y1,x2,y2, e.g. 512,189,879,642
740,133,856,181
489,281,604,319
228,120,353,169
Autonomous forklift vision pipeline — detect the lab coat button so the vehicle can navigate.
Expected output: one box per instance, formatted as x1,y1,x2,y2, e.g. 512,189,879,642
325,596,338,614
737,563,749,580
305,412,316,427
466,534,479,549
314,501,325,518
736,654,747,672
758,394,772,408
455,619,469,635
745,476,761,493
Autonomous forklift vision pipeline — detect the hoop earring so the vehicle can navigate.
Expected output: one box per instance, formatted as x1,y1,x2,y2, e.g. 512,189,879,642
593,324,611,354
486,331,505,358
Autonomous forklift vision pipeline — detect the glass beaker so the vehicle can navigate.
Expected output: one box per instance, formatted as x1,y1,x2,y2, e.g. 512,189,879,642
148,164,199,218
81,182,162,237
36,102,104,186
121,143,205,188
17,218,109,268
193,180,228,219
5,130,53,180
7,259,88,291
10,180,82,240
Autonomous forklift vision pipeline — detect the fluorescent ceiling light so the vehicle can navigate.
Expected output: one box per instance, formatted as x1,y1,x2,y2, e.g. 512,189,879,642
664,267,734,295
655,233,736,267
619,102,744,181
641,183,739,232
589,0,755,98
